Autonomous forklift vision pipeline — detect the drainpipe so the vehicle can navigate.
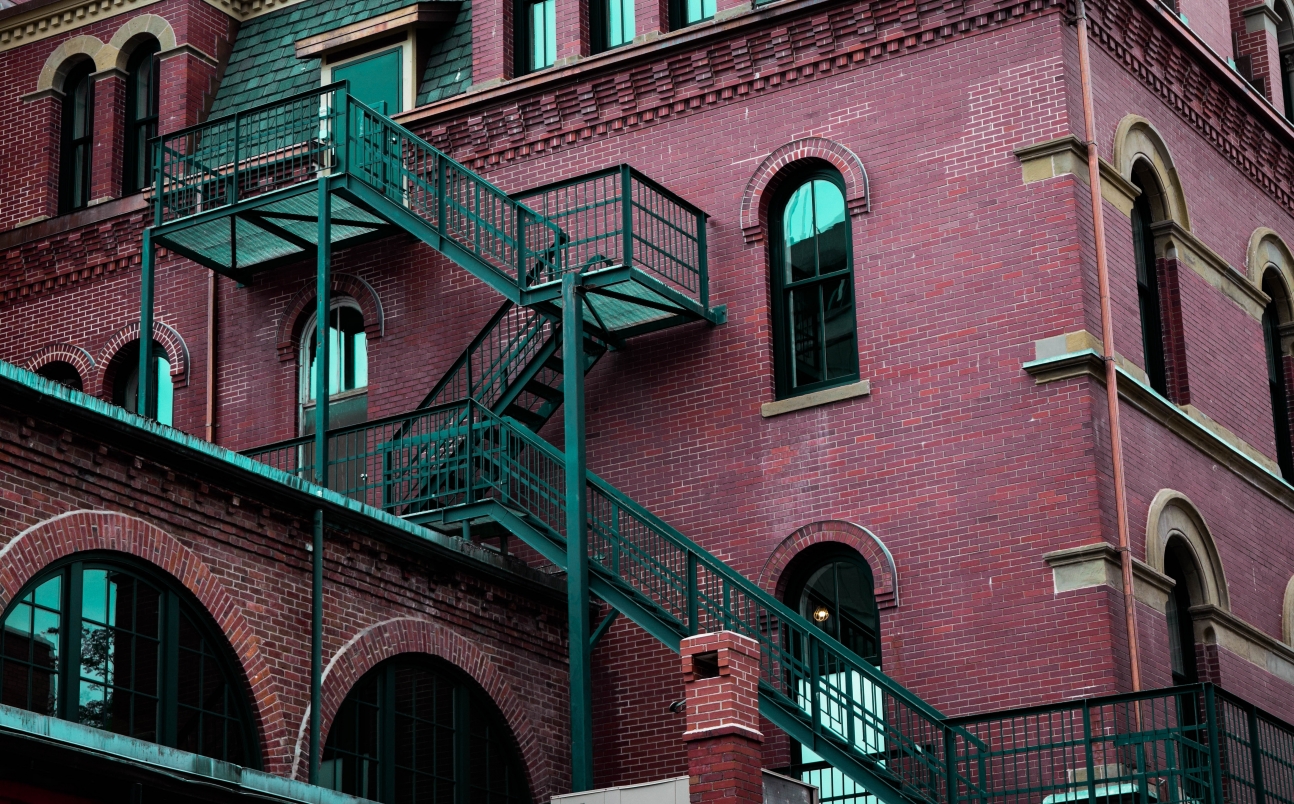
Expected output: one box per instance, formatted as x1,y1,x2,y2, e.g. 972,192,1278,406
205,271,217,443
1075,0,1143,692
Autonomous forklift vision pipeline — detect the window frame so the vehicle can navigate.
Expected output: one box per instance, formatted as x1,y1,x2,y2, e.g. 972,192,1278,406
1262,273,1294,479
590,0,635,53
1131,168,1170,397
0,553,260,767
669,0,716,30
298,299,370,436
111,340,174,427
58,59,96,215
122,39,161,196
769,167,860,401
321,655,530,804
514,0,556,76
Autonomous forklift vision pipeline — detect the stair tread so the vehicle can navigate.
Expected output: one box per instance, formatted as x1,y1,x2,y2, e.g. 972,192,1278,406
523,380,562,402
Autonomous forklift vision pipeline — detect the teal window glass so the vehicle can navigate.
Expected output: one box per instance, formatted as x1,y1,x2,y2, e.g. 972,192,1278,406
123,39,161,194
670,0,714,29
592,0,635,52
0,558,257,766
306,306,369,403
333,47,403,114
321,656,530,803
59,60,96,215
516,0,556,74
770,171,858,399
114,341,174,427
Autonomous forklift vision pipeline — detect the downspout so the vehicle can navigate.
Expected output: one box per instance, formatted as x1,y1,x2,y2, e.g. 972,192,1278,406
1075,0,1143,691
205,271,217,443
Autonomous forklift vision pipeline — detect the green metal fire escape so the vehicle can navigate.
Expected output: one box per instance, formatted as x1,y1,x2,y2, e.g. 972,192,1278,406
137,81,969,802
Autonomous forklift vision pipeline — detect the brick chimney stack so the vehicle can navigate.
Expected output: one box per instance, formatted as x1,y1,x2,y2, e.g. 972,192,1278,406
680,631,764,803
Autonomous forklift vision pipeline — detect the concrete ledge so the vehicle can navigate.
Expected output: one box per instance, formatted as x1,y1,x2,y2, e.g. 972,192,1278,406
1014,136,1141,216
1192,604,1294,685
1042,542,1174,611
760,379,870,417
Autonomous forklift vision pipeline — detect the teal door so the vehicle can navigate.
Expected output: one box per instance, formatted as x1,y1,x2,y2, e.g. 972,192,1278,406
333,47,403,114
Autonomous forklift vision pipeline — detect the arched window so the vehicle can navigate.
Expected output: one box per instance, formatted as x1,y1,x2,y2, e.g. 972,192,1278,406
1131,165,1169,397
111,341,174,426
300,301,368,435
0,555,258,765
59,60,96,215
321,655,530,803
1262,272,1294,479
780,545,879,795
36,361,84,391
1163,540,1200,685
123,39,161,195
770,169,859,400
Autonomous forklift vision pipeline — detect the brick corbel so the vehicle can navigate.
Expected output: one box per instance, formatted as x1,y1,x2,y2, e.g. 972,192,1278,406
740,137,869,245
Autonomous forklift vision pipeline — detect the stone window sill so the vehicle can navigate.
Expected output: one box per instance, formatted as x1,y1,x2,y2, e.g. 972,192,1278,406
760,379,870,418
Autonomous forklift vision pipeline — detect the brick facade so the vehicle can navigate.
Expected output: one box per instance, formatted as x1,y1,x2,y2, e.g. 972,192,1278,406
0,0,1293,795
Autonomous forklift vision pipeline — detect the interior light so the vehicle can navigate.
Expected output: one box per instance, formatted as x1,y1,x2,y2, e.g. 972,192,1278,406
812,606,831,623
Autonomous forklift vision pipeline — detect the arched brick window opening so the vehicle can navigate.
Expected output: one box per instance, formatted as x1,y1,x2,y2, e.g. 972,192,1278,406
321,654,530,802
59,58,96,215
1130,160,1189,403
122,36,161,195
36,361,84,391
1262,270,1294,479
768,164,859,400
105,340,174,426
298,299,369,436
0,552,260,766
778,542,879,795
1163,537,1204,685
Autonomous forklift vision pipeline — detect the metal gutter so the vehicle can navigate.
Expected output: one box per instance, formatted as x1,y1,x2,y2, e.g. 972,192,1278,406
0,359,565,602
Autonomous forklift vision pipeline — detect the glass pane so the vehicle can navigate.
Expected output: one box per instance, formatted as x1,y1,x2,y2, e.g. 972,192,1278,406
2,575,62,715
608,0,635,47
34,575,62,610
82,570,109,625
813,180,848,275
156,357,173,426
823,276,855,381
530,0,556,71
788,287,823,389
783,182,816,282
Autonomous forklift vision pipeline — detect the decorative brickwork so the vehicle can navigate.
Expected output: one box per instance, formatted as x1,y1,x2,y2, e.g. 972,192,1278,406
25,342,96,380
762,520,897,610
276,273,385,362
95,319,190,398
739,136,869,244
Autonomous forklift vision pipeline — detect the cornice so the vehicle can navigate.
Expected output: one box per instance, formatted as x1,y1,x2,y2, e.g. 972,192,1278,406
398,0,1065,168
1014,135,1141,214
0,0,163,52
1191,603,1294,685
1150,219,1271,319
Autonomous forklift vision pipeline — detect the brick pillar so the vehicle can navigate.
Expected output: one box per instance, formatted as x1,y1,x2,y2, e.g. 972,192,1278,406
90,70,126,205
1235,2,1282,102
473,0,514,87
555,0,588,64
681,631,763,804
158,50,216,135
636,0,669,38
1157,256,1190,405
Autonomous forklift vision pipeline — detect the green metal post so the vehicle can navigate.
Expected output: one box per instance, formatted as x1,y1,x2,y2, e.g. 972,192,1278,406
136,228,155,419
308,176,331,786
1248,699,1267,804
620,165,633,269
563,271,593,791
1205,684,1225,804
686,552,698,635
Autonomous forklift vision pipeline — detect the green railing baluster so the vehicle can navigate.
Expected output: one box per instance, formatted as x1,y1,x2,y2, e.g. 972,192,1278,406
685,552,698,635
1206,685,1225,804
1248,696,1269,804
620,164,633,270
437,153,447,236
232,111,240,205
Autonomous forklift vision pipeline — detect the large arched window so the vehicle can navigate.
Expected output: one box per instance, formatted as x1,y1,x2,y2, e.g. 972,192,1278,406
300,301,369,435
59,60,96,215
0,555,257,765
321,655,530,803
123,39,161,195
111,340,174,426
1262,272,1294,479
1163,540,1200,685
1131,164,1169,397
770,169,859,400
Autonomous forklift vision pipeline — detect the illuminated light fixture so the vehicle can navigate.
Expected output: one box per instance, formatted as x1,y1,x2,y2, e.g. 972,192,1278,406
812,606,831,623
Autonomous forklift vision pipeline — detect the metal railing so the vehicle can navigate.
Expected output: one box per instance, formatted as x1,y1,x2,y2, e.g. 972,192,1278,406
152,86,709,309
244,400,973,804
417,301,557,412
514,164,709,307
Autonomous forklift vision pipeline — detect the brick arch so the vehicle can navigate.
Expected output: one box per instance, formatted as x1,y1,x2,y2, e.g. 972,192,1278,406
94,321,189,400
34,35,107,94
760,520,898,610
291,617,552,799
26,343,96,385
740,137,870,245
277,273,384,363
106,14,177,72
0,510,285,769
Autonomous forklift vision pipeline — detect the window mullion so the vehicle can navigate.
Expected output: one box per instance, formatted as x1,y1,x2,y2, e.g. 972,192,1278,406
381,664,396,803
454,684,472,804
159,592,179,746
61,564,83,722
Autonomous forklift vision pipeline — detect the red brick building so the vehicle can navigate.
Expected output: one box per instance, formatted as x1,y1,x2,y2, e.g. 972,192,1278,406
0,0,1293,796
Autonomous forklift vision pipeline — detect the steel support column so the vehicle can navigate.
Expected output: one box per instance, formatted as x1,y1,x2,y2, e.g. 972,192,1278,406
308,178,332,785
562,272,593,790
136,228,155,419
